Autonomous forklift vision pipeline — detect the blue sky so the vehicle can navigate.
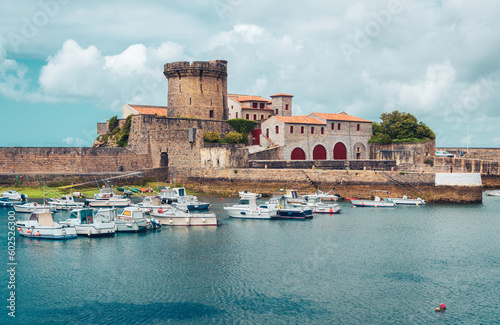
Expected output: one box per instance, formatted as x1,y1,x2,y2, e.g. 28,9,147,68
1,0,500,147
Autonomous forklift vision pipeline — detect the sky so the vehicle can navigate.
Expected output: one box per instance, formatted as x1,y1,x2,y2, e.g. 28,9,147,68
0,0,499,148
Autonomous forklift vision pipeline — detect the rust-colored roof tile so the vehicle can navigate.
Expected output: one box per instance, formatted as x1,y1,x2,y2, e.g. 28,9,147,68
310,112,372,123
272,116,325,125
129,104,168,116
270,93,294,97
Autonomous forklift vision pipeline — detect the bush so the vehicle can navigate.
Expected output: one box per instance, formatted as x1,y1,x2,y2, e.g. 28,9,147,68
223,131,245,144
108,116,119,132
203,131,221,143
227,119,258,135
116,114,132,147
424,158,434,167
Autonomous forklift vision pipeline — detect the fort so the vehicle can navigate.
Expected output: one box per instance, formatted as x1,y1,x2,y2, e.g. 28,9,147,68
0,59,497,202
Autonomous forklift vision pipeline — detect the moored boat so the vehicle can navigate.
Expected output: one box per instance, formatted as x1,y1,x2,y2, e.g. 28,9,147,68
351,196,396,208
386,196,426,205
13,202,56,213
47,195,85,210
60,208,116,237
85,186,131,208
291,197,341,214
150,206,218,226
266,196,313,219
17,212,77,239
1,190,28,201
115,207,148,232
224,196,278,219
485,190,500,197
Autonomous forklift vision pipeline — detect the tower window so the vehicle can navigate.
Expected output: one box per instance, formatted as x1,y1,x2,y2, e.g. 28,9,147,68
338,123,341,130
275,125,279,134
331,123,334,130
311,127,315,134
290,125,294,134
190,98,191,105
321,127,324,134
357,124,360,131
301,126,304,134
275,109,279,115
285,104,289,110
209,110,214,118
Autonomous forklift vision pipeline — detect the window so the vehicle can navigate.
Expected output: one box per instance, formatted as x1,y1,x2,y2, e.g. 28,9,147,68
190,98,191,105
301,126,304,134
321,127,324,134
253,103,258,108
209,110,214,118
246,114,250,120
275,109,279,115
285,104,289,110
179,84,181,92
290,126,294,134
338,123,341,130
261,114,264,120
260,103,265,108
253,114,257,121
331,123,335,130
275,125,279,134
266,128,269,137
231,106,233,110
357,124,360,131
311,127,315,134
235,112,238,118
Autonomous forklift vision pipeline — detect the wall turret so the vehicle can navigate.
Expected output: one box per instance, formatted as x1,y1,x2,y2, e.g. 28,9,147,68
270,93,293,117
164,60,228,120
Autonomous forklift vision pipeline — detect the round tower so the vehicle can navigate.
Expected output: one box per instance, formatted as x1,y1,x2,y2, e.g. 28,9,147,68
163,60,228,120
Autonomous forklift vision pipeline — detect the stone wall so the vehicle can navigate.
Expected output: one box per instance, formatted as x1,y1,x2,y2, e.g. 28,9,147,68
200,143,248,169
248,147,282,161
126,114,237,170
249,159,396,170
0,147,152,174
172,169,482,203
369,140,435,165
434,157,500,175
437,147,500,161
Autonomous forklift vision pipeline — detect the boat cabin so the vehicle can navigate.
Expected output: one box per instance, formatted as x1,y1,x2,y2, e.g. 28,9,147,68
69,209,95,224
29,212,56,227
119,208,144,219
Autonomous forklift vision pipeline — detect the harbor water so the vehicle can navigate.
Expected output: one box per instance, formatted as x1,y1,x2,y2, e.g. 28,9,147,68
1,194,499,324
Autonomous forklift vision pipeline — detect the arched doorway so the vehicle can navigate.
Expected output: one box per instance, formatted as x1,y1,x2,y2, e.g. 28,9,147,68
333,142,347,160
313,145,327,160
291,148,306,160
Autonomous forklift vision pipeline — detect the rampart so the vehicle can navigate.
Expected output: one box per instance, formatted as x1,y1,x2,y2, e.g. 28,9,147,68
0,147,152,174
370,140,435,165
248,159,396,170
437,147,500,161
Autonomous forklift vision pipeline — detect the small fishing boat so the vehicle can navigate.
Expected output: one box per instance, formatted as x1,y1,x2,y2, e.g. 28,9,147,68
130,187,141,193
13,202,56,213
485,190,500,197
224,196,278,219
266,196,313,219
0,198,20,208
291,197,341,214
85,186,131,208
17,212,77,239
160,187,210,210
150,206,218,226
351,196,395,208
386,196,426,205
115,207,148,232
47,195,85,210
283,189,306,204
305,188,343,201
60,208,116,237
1,190,28,201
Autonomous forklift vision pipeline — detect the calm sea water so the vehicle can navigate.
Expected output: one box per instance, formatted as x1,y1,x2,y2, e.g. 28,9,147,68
1,194,499,324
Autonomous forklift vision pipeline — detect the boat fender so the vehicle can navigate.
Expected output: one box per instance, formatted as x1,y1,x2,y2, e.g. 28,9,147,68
158,208,163,214
185,218,189,223
88,229,92,236
34,202,37,206
279,205,283,209
202,218,206,222
329,208,333,213
27,230,31,234
17,228,22,232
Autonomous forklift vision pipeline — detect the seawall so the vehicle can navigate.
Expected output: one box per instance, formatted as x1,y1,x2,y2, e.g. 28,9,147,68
173,169,483,204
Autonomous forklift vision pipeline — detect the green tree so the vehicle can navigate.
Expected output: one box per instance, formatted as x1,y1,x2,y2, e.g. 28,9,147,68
369,110,435,144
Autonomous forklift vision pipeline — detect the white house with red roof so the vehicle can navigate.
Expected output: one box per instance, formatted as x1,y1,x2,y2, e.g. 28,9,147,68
260,111,372,161
228,93,293,121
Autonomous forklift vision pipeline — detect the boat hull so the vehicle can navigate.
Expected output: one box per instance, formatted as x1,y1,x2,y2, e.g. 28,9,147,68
224,208,278,219
150,214,218,226
14,205,56,213
313,205,342,214
86,199,131,208
75,224,116,237
115,219,148,232
276,209,313,219
351,200,395,208
17,225,77,240
388,199,426,205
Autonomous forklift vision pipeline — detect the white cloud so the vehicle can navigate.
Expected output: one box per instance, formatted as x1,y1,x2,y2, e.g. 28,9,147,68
62,136,85,147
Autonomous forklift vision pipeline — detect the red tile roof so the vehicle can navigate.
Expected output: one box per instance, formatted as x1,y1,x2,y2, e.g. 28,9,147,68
270,93,294,97
229,95,270,102
129,104,168,116
242,107,273,111
272,116,324,125
311,112,372,123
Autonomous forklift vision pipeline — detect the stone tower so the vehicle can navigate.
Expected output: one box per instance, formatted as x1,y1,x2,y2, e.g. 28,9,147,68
270,93,293,117
163,60,228,120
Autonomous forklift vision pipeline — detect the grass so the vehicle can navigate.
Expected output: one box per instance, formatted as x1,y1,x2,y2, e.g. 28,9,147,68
0,182,202,199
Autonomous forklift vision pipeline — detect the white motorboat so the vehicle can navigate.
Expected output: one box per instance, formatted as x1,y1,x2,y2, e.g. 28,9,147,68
283,189,306,204
239,191,262,199
85,186,131,208
266,196,313,219
47,195,85,210
351,196,396,208
115,207,148,232
1,190,28,201
386,196,426,205
485,190,500,197
305,188,343,201
224,196,278,219
150,206,218,226
60,208,116,237
13,202,56,213
291,197,342,214
16,212,77,239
